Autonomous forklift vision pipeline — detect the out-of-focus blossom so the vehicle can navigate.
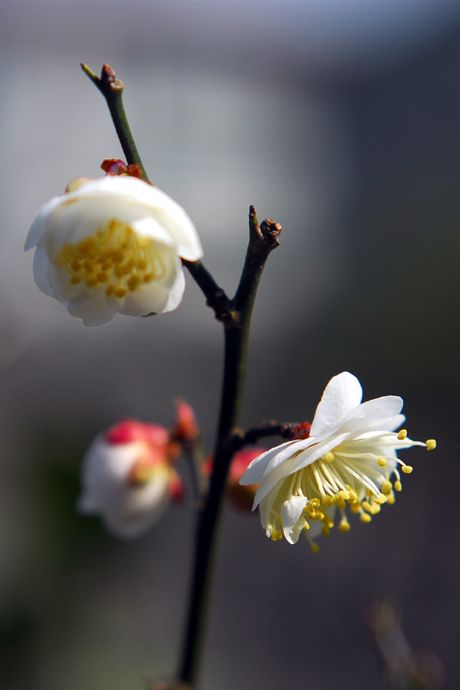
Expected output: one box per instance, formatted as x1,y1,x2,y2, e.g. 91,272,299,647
204,448,264,511
77,419,182,538
171,399,200,444
240,372,436,551
25,175,203,326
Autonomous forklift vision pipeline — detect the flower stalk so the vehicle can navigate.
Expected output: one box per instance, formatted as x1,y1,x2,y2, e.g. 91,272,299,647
81,63,149,181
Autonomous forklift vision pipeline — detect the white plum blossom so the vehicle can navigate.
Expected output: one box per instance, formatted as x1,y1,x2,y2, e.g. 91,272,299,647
240,372,436,552
25,175,203,326
77,420,182,538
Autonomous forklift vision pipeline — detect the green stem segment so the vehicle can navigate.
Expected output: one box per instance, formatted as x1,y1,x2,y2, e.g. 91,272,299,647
81,63,149,181
178,208,281,688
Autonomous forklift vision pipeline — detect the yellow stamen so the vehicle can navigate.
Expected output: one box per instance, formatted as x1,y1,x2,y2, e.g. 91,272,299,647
402,465,413,474
339,517,351,533
57,218,167,300
323,452,334,463
398,429,408,440
381,480,393,495
426,439,436,451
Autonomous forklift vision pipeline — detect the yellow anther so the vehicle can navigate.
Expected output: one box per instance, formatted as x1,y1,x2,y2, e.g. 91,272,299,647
315,511,325,521
348,490,358,503
323,452,334,463
339,518,351,533
339,490,350,501
394,480,402,492
59,219,164,301
323,516,334,529
310,498,320,508
322,526,331,536
270,530,282,541
402,465,413,474
303,521,310,531
334,497,346,510
111,250,124,263
398,429,408,440
381,481,392,495
127,276,142,291
377,457,387,467
426,439,436,451
386,493,395,504
360,513,372,524
351,503,361,514
363,501,372,513
322,496,333,507
374,493,388,505
310,542,320,554
305,504,317,518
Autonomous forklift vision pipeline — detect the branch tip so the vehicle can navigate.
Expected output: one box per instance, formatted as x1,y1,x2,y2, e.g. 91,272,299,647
101,63,124,91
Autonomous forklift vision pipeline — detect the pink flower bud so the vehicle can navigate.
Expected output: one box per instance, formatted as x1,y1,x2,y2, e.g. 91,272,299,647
171,399,200,443
77,419,182,538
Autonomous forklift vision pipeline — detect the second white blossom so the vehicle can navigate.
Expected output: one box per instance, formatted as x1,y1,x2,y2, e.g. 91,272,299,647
240,372,436,551
25,175,203,326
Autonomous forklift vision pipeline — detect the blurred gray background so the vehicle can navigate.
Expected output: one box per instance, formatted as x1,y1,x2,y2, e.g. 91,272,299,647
0,0,459,688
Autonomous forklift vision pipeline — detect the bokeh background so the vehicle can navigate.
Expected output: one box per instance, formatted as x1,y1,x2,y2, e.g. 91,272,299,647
0,0,459,688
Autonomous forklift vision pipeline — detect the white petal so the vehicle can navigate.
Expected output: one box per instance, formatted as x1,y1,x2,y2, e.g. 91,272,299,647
68,292,119,327
253,452,301,507
31,243,55,297
263,438,316,477
287,432,349,475
281,496,308,544
258,484,281,526
240,440,299,486
25,194,64,251
345,396,403,432
310,372,363,436
161,267,186,313
65,176,203,260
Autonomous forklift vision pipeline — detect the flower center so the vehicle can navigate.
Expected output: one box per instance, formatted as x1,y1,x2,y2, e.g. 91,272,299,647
57,219,166,299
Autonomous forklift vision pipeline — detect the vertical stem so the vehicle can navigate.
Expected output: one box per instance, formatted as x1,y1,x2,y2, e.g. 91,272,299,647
178,210,280,688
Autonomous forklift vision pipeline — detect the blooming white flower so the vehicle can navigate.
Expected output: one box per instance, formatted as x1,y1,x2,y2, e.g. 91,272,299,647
240,372,436,551
77,420,182,538
25,176,203,326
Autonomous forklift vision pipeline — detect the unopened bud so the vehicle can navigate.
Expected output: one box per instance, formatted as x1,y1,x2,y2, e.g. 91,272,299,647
171,399,200,443
77,419,182,538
